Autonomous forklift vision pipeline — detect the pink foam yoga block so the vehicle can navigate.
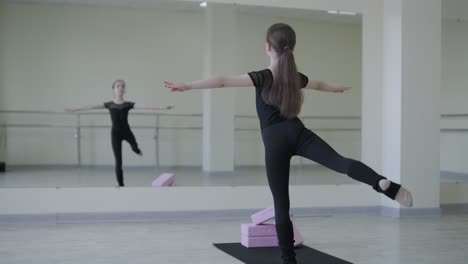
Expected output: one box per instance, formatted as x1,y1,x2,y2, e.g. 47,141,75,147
241,231,303,248
241,235,278,248
241,223,276,237
251,207,275,225
240,223,304,247
151,173,176,187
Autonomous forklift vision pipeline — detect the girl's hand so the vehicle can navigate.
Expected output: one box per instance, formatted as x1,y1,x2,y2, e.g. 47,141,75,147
331,86,352,93
164,81,192,92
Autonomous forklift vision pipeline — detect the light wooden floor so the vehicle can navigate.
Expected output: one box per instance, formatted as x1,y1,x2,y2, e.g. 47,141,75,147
1,213,467,264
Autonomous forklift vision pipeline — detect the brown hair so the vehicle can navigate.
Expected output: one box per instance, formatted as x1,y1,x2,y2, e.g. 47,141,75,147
262,23,303,119
112,79,126,89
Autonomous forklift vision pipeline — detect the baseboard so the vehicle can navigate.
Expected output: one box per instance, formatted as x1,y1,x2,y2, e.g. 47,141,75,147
380,206,442,218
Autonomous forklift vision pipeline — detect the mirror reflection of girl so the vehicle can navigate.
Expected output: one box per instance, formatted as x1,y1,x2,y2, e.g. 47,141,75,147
165,23,413,264
66,80,174,187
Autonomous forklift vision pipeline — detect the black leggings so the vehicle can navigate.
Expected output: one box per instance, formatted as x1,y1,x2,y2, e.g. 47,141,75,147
111,129,140,186
261,119,385,262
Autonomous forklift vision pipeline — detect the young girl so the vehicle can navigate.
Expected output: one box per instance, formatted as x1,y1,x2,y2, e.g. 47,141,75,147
165,23,413,264
66,79,174,187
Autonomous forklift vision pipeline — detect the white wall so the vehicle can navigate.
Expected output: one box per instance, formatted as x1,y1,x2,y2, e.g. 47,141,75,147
1,182,466,214
442,20,468,114
0,3,363,167
442,0,468,21
0,4,205,111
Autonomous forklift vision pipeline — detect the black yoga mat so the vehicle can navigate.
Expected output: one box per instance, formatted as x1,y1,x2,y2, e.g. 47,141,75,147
213,243,353,264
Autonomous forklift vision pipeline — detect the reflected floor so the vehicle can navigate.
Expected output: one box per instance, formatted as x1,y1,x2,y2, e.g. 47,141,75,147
0,165,466,188
0,165,356,188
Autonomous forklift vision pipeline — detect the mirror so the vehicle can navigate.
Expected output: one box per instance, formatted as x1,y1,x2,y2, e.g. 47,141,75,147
0,1,363,187
440,16,468,183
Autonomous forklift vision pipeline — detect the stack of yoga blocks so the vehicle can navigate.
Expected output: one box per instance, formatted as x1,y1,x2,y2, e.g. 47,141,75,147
241,207,304,248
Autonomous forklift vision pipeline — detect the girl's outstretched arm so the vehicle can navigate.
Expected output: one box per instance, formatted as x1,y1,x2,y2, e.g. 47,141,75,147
134,104,175,110
305,80,352,93
165,74,253,92
65,104,105,112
